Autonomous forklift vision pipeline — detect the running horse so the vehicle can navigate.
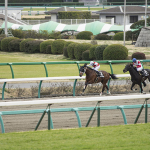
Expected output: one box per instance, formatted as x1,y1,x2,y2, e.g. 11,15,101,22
79,63,118,96
123,63,150,93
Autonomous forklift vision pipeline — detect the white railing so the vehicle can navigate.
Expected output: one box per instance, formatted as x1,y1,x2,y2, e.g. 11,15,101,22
21,18,114,25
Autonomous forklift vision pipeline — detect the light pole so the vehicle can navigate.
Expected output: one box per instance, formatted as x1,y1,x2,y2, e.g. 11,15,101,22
5,0,8,36
145,0,147,27
123,0,126,46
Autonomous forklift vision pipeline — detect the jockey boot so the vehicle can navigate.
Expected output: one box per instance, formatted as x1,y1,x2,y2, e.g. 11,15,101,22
140,71,145,79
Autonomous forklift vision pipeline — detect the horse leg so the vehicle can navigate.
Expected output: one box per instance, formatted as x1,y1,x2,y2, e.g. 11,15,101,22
131,82,136,91
100,84,106,96
82,82,88,95
142,81,146,87
105,84,111,95
139,83,145,94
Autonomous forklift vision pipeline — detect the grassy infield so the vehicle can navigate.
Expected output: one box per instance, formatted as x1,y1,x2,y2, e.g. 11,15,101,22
0,51,150,149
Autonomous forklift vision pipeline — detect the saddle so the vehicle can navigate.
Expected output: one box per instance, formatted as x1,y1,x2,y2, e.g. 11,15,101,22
139,69,149,77
95,71,104,83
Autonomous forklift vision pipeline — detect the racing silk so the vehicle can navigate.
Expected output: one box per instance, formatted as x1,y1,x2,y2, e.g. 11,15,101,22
133,60,142,68
90,62,100,68
133,60,143,71
88,61,100,71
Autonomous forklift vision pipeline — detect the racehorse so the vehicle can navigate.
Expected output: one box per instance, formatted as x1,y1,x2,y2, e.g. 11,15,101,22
79,63,118,96
123,63,150,93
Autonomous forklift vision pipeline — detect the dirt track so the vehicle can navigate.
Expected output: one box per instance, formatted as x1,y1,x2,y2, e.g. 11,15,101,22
0,94,150,133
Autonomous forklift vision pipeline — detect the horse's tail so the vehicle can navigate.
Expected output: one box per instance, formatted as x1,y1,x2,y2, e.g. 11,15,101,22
109,73,118,79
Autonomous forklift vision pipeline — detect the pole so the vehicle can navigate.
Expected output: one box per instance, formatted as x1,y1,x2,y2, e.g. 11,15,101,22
145,0,147,27
123,0,126,46
5,0,8,36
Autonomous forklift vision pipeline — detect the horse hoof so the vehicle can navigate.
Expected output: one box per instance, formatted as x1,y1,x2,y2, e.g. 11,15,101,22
100,92,102,96
142,92,146,94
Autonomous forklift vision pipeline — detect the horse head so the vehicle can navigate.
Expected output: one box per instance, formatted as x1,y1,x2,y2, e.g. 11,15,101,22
79,63,87,77
123,64,132,73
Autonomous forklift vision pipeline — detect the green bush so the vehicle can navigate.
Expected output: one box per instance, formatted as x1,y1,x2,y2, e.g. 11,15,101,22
51,39,66,54
131,52,146,59
40,40,53,53
63,47,68,58
11,29,25,38
46,45,52,54
103,44,128,60
89,45,98,60
113,32,124,41
94,45,108,60
64,41,74,48
0,36,6,51
67,42,77,59
82,50,90,60
8,39,23,52
49,31,61,39
76,31,93,40
20,38,34,52
74,43,92,60
25,40,43,53
58,11,91,19
94,34,111,40
1,37,18,51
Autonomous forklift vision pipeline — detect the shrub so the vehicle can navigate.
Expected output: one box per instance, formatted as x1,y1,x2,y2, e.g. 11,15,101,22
40,40,53,53
89,45,98,60
25,40,43,53
64,41,74,48
11,29,25,38
82,50,90,60
0,36,6,51
131,52,146,60
46,45,52,54
67,42,77,59
103,44,128,60
51,39,66,54
49,31,61,39
113,32,124,40
74,43,92,60
8,39,23,52
76,31,93,40
94,34,111,40
23,30,39,39
63,47,68,58
1,37,18,51
20,38,34,52
94,45,108,60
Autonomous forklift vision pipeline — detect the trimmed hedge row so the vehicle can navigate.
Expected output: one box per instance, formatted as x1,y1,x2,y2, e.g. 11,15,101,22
0,37,129,60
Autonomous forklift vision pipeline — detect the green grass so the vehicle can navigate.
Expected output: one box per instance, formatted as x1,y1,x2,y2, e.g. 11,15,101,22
0,52,150,78
0,123,150,150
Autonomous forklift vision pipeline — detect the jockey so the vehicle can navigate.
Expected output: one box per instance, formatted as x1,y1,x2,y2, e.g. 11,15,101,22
87,61,104,77
132,58,148,77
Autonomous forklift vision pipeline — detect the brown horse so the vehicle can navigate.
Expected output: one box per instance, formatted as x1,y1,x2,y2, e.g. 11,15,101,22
79,63,118,96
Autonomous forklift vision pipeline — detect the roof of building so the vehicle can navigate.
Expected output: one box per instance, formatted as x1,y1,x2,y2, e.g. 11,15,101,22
96,6,150,14
45,6,80,14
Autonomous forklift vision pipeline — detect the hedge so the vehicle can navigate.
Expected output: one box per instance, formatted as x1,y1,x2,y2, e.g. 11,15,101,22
74,43,92,60
1,37,18,51
40,40,53,53
51,39,66,54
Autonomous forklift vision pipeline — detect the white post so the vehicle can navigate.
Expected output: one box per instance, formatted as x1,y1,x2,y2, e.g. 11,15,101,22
145,0,147,27
5,0,8,36
111,18,114,25
123,0,126,46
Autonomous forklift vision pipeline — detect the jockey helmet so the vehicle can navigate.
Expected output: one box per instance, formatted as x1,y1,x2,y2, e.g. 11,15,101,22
90,61,94,65
132,58,136,62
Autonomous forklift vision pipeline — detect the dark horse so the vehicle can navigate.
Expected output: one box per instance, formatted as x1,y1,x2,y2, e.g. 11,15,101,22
123,63,150,93
79,63,118,96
